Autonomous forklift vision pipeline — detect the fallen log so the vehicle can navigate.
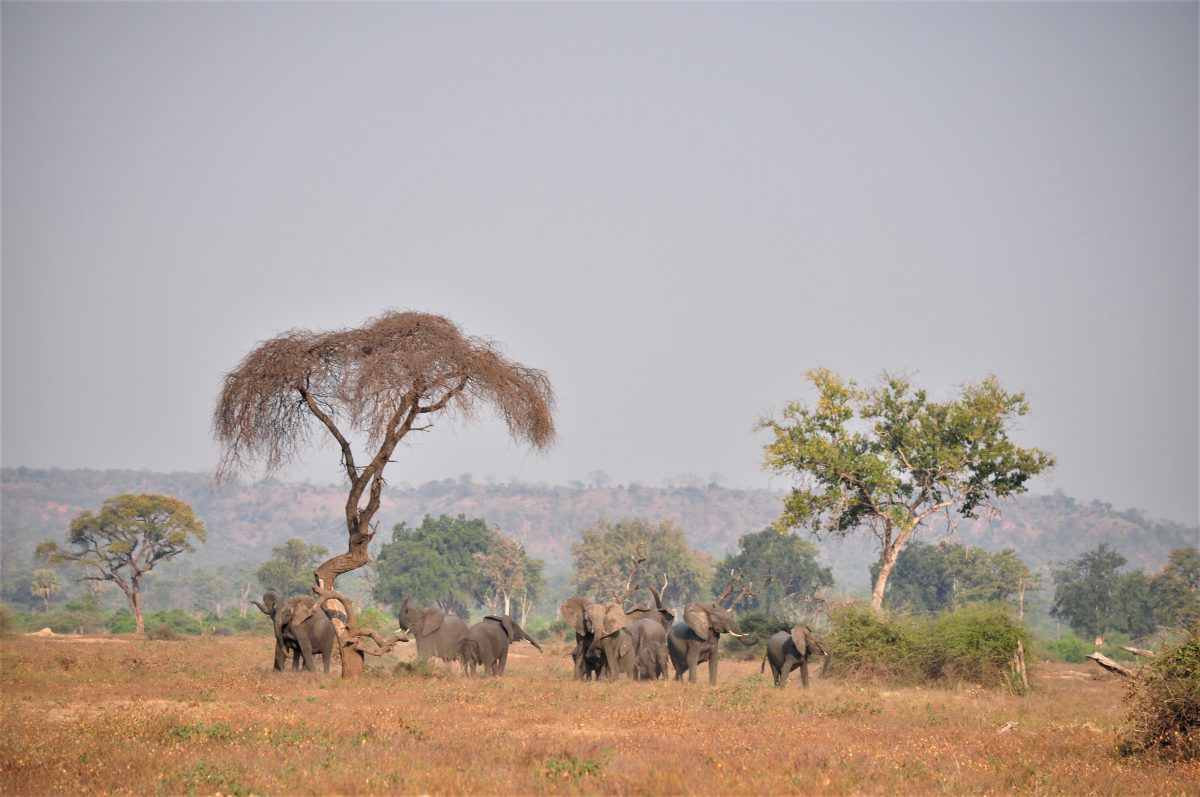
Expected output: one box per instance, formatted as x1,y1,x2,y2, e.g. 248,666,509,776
1120,645,1157,658
1086,652,1133,677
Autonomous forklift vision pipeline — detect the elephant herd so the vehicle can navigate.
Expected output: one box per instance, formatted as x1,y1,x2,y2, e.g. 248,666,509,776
254,591,829,688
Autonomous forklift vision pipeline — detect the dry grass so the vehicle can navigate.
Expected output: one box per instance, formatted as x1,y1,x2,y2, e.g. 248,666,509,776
1,634,1197,796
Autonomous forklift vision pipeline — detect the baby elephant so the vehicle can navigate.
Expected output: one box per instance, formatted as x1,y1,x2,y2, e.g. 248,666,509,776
762,625,830,688
459,615,542,676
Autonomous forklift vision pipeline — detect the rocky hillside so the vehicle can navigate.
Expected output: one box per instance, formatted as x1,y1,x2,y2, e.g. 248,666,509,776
2,468,1194,593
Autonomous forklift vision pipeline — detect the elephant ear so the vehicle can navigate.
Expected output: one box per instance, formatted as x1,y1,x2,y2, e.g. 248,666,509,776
501,616,519,640
791,625,806,653
683,603,711,640
807,629,830,657
600,602,627,637
419,607,444,636
559,597,589,636
289,599,313,627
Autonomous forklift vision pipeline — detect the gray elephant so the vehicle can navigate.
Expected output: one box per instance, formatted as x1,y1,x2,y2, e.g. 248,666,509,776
584,601,637,681
627,616,669,680
458,614,542,676
397,597,468,663
762,626,830,688
252,592,338,673
667,602,754,685
560,590,673,681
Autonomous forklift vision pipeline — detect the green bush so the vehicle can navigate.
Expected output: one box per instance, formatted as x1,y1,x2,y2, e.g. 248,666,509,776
922,604,1030,690
827,602,1030,691
1040,634,1091,663
721,611,793,660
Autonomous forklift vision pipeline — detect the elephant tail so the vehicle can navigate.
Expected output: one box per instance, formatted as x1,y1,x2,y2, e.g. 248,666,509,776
760,653,767,674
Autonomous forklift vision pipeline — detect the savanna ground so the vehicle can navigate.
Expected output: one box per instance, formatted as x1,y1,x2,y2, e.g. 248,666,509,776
1,633,1195,796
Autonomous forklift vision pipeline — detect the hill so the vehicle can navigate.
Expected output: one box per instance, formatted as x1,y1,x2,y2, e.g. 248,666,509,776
2,467,1194,595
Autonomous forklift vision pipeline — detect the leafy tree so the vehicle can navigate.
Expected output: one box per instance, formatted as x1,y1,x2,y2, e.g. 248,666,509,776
878,542,1036,615
1110,570,1160,639
37,493,206,634
373,515,495,618
477,532,545,622
1150,547,1200,630
1051,543,1127,644
213,311,555,677
30,569,62,611
572,518,713,606
710,528,833,617
759,369,1054,611
256,538,331,598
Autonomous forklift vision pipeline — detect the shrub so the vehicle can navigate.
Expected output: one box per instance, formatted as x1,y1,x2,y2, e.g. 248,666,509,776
1119,627,1200,761
147,624,182,641
1040,634,1091,663
828,602,1030,690
0,605,14,634
922,604,1030,690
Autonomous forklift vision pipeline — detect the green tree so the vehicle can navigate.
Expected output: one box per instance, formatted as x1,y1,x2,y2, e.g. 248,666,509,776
30,569,62,611
213,311,555,677
1150,547,1200,630
37,493,206,634
572,518,713,606
759,370,1054,611
373,515,494,618
476,531,545,623
878,542,1036,615
1110,569,1160,639
256,538,331,598
1051,543,1127,644
711,528,833,617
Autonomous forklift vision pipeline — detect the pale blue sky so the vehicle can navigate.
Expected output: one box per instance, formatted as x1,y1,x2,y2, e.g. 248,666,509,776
3,2,1197,525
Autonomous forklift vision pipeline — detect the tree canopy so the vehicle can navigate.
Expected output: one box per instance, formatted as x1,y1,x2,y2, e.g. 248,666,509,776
874,541,1035,615
255,538,331,598
572,518,713,606
710,527,833,617
213,311,555,676
759,369,1054,610
37,493,206,634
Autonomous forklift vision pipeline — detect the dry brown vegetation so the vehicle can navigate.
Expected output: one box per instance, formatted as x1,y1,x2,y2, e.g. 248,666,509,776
2,634,1197,796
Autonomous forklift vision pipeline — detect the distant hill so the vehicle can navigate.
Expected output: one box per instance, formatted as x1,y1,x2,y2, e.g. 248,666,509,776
1,467,1195,593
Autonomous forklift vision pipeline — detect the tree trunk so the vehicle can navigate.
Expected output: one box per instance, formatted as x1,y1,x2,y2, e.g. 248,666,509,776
133,589,145,635
870,544,901,612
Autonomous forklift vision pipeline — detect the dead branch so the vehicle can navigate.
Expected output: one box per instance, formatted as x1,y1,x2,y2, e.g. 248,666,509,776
610,545,647,607
716,569,755,611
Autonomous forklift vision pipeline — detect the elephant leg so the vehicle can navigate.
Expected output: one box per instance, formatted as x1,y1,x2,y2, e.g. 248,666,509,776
800,656,810,689
296,635,316,672
708,655,719,686
686,650,700,683
498,648,509,675
770,660,784,687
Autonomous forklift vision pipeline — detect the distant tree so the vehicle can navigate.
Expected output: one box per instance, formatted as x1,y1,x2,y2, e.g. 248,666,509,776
256,538,331,598
213,311,555,677
477,531,545,620
711,528,833,617
572,518,713,606
759,370,1054,611
37,493,206,634
1051,543,1127,644
1110,569,1160,639
878,542,1036,615
1151,547,1200,630
373,515,494,618
30,569,62,611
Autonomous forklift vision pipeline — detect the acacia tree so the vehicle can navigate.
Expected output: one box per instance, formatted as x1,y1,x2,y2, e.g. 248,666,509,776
37,493,206,633
213,311,555,677
760,369,1054,612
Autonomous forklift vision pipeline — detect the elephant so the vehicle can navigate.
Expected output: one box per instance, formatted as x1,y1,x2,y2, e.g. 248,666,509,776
397,597,468,663
627,616,669,680
667,601,755,685
458,614,542,676
252,592,338,674
584,601,637,681
762,626,830,688
560,589,673,680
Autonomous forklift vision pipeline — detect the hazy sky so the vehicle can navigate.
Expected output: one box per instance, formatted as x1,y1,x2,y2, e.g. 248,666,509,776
3,2,1197,526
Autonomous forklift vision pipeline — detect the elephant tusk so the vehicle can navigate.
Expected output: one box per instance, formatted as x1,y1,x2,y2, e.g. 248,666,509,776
728,631,746,637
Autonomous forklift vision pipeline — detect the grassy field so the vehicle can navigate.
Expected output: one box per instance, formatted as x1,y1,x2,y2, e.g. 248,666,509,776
1,633,1195,795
